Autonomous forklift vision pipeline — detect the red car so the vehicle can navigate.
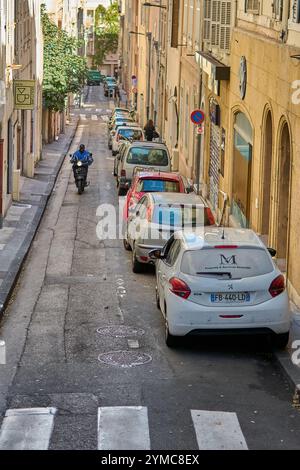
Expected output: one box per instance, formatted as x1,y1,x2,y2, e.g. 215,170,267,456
123,171,194,220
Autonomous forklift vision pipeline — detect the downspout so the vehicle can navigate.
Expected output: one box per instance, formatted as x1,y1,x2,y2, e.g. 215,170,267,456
0,138,3,227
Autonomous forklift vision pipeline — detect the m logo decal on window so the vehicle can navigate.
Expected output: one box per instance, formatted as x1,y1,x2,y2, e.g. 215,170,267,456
220,254,237,265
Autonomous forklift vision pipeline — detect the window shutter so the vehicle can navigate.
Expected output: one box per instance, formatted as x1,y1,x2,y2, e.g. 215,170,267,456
246,0,259,13
211,1,220,46
171,0,180,47
272,0,283,20
220,1,231,51
203,0,212,41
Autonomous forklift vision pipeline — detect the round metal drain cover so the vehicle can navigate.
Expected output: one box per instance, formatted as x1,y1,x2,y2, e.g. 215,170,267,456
97,325,145,338
98,350,152,368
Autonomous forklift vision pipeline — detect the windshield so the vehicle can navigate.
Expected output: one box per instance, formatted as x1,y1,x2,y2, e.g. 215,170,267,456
152,205,215,227
127,148,169,166
137,179,179,192
181,248,273,278
118,129,143,140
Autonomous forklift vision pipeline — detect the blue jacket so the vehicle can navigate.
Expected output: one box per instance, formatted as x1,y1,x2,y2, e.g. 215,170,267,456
71,150,93,166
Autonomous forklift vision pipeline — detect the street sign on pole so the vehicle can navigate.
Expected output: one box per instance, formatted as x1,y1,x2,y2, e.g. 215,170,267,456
190,109,205,125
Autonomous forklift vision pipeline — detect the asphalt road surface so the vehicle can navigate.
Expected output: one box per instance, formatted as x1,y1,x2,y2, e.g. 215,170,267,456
0,87,299,450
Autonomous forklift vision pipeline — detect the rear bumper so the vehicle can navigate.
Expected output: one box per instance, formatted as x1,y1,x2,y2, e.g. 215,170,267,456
135,243,164,263
166,292,291,336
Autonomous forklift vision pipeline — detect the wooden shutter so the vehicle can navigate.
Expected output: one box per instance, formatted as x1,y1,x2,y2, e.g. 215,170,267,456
220,1,231,51
246,0,259,13
203,0,212,41
171,0,180,47
211,1,220,46
273,0,283,20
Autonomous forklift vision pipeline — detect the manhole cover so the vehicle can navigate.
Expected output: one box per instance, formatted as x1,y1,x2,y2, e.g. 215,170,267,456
97,326,145,338
98,351,152,368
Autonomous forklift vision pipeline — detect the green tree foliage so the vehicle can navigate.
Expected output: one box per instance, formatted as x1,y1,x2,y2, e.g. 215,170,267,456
41,5,88,111
93,1,120,67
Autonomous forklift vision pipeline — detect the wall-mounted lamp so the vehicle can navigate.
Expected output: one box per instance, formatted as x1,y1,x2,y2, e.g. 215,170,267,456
143,2,167,9
290,54,300,60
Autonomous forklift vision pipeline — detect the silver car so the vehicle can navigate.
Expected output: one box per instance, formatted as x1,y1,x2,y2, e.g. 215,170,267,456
124,192,215,273
117,141,172,196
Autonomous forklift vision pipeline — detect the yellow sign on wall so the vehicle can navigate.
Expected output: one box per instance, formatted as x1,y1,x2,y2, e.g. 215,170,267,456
14,80,36,110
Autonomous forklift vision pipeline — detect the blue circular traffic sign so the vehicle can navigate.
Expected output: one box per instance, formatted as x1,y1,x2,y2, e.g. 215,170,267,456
191,109,205,125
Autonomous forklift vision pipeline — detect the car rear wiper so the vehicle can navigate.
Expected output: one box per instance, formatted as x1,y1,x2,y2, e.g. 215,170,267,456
196,271,232,279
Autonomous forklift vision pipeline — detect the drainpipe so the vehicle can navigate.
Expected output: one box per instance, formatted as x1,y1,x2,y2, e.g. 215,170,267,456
146,32,152,121
0,138,3,228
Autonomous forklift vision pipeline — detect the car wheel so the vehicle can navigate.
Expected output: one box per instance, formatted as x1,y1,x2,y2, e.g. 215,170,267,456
164,307,178,347
272,332,289,349
156,287,160,310
123,235,131,251
118,186,127,196
132,245,144,273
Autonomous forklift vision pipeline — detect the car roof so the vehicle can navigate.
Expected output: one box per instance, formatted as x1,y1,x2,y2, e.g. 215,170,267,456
147,192,207,205
113,108,129,112
177,228,267,250
135,171,181,181
126,141,168,150
117,126,143,131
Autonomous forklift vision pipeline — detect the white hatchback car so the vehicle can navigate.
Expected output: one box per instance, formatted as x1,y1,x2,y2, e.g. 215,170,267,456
111,126,144,155
150,228,290,348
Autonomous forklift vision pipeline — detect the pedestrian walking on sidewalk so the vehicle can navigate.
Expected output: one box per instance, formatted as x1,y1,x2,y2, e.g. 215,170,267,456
144,119,158,142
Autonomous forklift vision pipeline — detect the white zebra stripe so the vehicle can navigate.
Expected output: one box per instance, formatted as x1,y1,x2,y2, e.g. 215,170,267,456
91,115,98,121
0,408,57,450
191,410,248,450
98,406,150,450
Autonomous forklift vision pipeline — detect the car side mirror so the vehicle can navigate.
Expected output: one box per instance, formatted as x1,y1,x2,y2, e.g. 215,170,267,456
268,247,277,257
149,249,164,260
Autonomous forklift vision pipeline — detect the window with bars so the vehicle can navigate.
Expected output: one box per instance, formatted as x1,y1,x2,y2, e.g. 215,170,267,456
272,0,283,20
291,0,300,22
203,0,232,52
245,0,260,13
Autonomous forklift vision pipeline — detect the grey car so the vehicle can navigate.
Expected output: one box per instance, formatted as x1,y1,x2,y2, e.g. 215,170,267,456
124,192,216,273
116,141,172,196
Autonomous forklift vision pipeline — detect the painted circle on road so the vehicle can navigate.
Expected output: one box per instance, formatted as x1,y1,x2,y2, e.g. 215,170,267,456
190,109,205,125
98,350,152,368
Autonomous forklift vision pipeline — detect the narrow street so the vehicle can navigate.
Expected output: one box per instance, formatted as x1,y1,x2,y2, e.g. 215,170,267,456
0,87,299,450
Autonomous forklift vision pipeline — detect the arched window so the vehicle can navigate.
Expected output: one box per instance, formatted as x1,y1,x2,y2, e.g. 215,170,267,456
231,112,253,228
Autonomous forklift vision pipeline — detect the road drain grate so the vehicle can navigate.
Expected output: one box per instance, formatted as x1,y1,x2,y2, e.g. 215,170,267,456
97,326,145,338
98,351,152,368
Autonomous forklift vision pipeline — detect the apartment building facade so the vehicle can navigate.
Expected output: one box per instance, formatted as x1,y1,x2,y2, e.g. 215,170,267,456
0,0,43,217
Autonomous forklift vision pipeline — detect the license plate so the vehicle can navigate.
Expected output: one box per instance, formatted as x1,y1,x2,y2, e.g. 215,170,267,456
211,292,250,303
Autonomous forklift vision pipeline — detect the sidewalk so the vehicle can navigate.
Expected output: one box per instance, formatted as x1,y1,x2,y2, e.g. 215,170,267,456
275,303,300,400
0,116,78,319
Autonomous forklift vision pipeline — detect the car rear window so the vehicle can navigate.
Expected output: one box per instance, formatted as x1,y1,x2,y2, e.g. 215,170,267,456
152,205,215,227
181,248,274,278
127,148,169,166
137,179,180,192
118,129,143,140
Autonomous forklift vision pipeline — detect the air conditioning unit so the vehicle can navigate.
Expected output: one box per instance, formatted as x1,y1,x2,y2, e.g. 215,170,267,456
25,153,34,178
171,148,179,171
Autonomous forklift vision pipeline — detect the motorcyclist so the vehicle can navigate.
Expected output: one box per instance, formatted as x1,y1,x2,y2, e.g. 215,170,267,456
70,144,93,186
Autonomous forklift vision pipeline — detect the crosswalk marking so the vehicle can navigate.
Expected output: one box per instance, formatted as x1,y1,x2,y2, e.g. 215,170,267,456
91,115,98,121
191,410,248,450
0,408,56,450
80,114,87,120
98,406,151,450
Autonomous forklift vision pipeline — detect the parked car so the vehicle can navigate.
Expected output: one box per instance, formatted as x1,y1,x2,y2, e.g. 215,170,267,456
108,120,138,149
111,126,144,155
149,227,290,348
124,192,215,273
116,142,172,195
104,77,117,97
123,170,195,220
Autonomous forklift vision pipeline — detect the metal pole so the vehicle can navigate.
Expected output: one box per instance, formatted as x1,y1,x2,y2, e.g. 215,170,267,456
195,72,203,195
146,32,152,121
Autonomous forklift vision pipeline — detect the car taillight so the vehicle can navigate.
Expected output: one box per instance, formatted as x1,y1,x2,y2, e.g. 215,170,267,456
269,275,285,298
146,206,153,221
169,277,191,299
205,208,215,226
121,169,126,177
